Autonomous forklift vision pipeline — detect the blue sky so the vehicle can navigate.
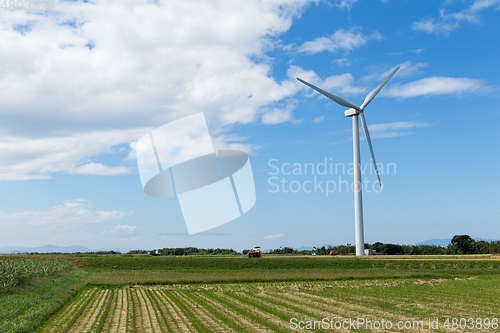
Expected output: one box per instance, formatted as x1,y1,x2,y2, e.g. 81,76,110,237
0,0,499,251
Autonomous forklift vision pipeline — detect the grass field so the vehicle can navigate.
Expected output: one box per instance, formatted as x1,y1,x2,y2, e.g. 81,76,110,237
76,254,500,283
1,255,499,332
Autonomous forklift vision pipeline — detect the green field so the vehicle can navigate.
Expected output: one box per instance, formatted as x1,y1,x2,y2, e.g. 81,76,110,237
1,255,499,332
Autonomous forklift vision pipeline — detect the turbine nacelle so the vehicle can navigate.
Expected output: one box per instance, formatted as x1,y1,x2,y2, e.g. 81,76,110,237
344,108,359,117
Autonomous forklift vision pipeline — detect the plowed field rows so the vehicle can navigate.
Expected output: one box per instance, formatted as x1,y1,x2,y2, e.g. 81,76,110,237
38,277,500,332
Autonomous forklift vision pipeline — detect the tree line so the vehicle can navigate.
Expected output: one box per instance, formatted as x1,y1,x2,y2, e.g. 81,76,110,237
267,235,500,255
128,247,239,256
14,235,498,256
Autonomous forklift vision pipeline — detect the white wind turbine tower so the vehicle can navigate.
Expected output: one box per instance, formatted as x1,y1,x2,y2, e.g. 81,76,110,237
297,66,400,256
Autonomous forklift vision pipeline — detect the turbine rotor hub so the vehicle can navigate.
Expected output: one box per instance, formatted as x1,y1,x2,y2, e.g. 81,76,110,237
344,108,359,117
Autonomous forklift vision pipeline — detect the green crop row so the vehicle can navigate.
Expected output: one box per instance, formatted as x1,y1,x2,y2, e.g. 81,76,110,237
37,275,500,332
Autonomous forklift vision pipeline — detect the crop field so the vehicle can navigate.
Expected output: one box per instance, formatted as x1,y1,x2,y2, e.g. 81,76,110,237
76,255,500,286
0,257,72,292
1,255,499,332
38,275,500,332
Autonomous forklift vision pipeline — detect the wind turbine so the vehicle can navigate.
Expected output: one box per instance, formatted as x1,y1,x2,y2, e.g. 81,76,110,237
297,66,400,256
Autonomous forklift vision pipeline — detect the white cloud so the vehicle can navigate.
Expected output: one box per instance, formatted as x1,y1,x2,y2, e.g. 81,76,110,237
322,73,365,95
388,49,425,57
369,132,412,139
412,0,500,35
71,163,130,176
0,128,147,180
361,61,428,82
367,122,433,139
264,234,284,239
388,48,424,56
0,199,131,248
394,61,428,77
290,65,366,97
368,122,432,132
383,77,485,98
369,31,384,41
103,225,138,237
261,106,299,125
0,0,316,180
411,48,425,54
210,133,258,155
312,116,325,123
335,0,358,10
297,27,381,54
332,58,351,67
0,199,126,226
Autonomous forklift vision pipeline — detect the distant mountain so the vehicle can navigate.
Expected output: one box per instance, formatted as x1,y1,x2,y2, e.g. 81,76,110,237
416,237,497,247
472,237,498,242
416,238,451,247
0,244,135,254
0,245,30,253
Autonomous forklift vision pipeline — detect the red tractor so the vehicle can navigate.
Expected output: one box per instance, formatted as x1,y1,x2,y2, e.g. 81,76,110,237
329,250,338,256
247,246,262,258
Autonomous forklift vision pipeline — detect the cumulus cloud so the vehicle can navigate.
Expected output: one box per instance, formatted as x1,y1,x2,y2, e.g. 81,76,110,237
412,0,500,35
264,234,284,239
290,65,366,97
0,199,126,226
0,0,315,180
297,27,382,54
103,225,138,237
383,77,486,98
0,128,148,180
261,106,300,125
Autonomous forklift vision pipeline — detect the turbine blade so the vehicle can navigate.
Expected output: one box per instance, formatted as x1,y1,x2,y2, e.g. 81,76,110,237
361,66,400,109
359,112,381,186
297,77,359,110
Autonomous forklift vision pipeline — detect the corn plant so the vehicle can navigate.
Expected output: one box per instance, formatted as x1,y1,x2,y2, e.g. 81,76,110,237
0,258,72,292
